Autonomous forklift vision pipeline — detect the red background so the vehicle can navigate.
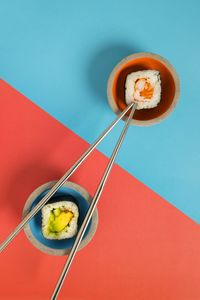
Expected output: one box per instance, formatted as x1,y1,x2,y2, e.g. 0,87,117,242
0,80,200,300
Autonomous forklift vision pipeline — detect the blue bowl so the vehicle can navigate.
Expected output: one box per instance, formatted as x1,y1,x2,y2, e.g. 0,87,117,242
23,181,98,256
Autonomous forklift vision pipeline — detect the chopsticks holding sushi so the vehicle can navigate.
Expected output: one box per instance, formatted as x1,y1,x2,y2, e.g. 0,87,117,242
0,102,134,253
0,68,162,253
51,103,137,300
50,68,165,298
0,51,181,300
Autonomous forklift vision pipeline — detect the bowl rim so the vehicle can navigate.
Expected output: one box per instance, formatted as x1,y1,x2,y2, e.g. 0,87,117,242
107,52,180,126
22,180,98,256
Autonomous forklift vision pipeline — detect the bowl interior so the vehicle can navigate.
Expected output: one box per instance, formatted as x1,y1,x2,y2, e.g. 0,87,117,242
29,186,92,250
112,56,176,121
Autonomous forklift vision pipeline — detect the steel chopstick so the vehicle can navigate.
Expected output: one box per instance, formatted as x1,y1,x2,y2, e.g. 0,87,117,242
0,102,134,253
50,103,137,300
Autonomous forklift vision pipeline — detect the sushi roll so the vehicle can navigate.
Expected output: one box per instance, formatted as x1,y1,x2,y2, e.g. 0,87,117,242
125,70,161,110
41,201,79,240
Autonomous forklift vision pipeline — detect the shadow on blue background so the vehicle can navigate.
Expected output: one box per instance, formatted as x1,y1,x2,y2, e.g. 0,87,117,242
87,43,141,102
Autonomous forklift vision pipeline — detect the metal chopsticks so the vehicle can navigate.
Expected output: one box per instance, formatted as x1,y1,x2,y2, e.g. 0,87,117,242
0,102,134,253
50,103,137,300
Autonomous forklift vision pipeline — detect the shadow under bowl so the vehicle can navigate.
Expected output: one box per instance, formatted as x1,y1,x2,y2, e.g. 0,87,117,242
107,52,180,126
22,181,98,256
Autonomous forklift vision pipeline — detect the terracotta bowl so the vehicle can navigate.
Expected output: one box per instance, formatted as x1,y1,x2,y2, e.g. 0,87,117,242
107,52,180,126
23,181,98,256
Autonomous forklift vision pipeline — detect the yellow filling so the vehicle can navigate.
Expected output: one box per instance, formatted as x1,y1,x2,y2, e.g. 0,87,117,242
48,208,74,233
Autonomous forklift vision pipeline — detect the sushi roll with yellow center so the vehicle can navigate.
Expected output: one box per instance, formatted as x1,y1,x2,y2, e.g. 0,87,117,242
41,201,79,240
125,70,161,109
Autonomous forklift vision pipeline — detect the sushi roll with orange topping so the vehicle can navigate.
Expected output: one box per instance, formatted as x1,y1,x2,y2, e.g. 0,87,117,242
125,70,161,109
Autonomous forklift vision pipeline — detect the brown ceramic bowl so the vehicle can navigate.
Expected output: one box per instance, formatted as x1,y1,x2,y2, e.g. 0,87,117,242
107,52,180,126
23,181,98,256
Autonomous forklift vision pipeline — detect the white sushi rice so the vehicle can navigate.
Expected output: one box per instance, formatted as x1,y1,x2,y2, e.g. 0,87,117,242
125,70,161,110
42,201,79,240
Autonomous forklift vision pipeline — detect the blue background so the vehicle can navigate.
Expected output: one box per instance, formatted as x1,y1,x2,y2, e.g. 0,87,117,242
0,1,200,222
